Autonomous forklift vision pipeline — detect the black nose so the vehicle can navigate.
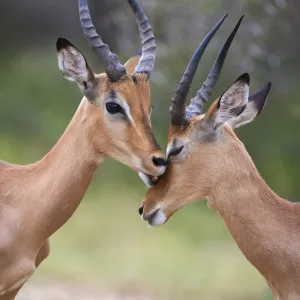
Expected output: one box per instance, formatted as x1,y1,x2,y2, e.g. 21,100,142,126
152,156,167,167
138,205,144,216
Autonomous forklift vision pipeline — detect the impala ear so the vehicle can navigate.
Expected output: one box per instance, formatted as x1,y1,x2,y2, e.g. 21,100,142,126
56,38,98,101
205,73,250,129
124,48,142,75
228,82,272,129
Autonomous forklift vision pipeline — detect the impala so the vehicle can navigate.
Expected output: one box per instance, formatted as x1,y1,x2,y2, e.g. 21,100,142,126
138,16,299,300
0,0,167,298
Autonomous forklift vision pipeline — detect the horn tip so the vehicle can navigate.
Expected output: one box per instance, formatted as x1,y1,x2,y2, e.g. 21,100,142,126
220,13,229,24
238,15,245,23
231,15,245,33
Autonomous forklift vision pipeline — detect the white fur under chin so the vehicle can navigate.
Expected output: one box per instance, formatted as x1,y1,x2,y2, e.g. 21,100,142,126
156,165,166,176
138,171,153,188
148,210,167,227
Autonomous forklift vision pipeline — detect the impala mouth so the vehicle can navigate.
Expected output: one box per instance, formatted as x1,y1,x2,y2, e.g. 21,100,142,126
142,208,167,227
138,171,158,187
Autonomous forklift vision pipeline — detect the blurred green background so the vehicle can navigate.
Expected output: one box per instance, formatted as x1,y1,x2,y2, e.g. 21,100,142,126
1,0,298,299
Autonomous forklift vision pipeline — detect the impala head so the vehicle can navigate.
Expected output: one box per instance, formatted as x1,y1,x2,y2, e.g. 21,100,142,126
139,15,272,226
56,0,166,186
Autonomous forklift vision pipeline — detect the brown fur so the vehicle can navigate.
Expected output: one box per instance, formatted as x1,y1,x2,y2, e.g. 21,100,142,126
143,106,300,300
0,55,165,299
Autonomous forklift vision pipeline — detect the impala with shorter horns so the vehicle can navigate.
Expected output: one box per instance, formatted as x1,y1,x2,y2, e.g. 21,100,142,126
139,16,300,299
0,0,166,299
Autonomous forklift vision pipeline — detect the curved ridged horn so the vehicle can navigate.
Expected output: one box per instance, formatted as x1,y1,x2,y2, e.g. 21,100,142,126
78,0,126,82
127,0,156,77
186,16,244,118
170,14,228,126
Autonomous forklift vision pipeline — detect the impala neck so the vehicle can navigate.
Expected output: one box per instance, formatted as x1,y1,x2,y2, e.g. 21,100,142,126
31,99,104,241
212,158,281,218
209,143,290,281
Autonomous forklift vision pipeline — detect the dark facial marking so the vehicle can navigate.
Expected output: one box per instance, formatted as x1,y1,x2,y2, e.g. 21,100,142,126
141,110,160,150
132,75,138,86
109,90,116,99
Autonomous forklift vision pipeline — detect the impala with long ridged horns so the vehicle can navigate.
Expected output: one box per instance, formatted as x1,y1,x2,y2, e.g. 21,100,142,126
0,0,166,298
139,15,300,299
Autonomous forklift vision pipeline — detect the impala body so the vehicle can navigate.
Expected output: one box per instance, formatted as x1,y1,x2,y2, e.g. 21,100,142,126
139,16,300,300
0,0,166,299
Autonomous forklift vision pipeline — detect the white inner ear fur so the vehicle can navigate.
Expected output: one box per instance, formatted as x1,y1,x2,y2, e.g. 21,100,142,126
58,47,91,84
214,81,249,128
228,100,258,129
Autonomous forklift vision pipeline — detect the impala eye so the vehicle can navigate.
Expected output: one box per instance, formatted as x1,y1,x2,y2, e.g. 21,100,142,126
106,102,125,115
169,146,184,157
